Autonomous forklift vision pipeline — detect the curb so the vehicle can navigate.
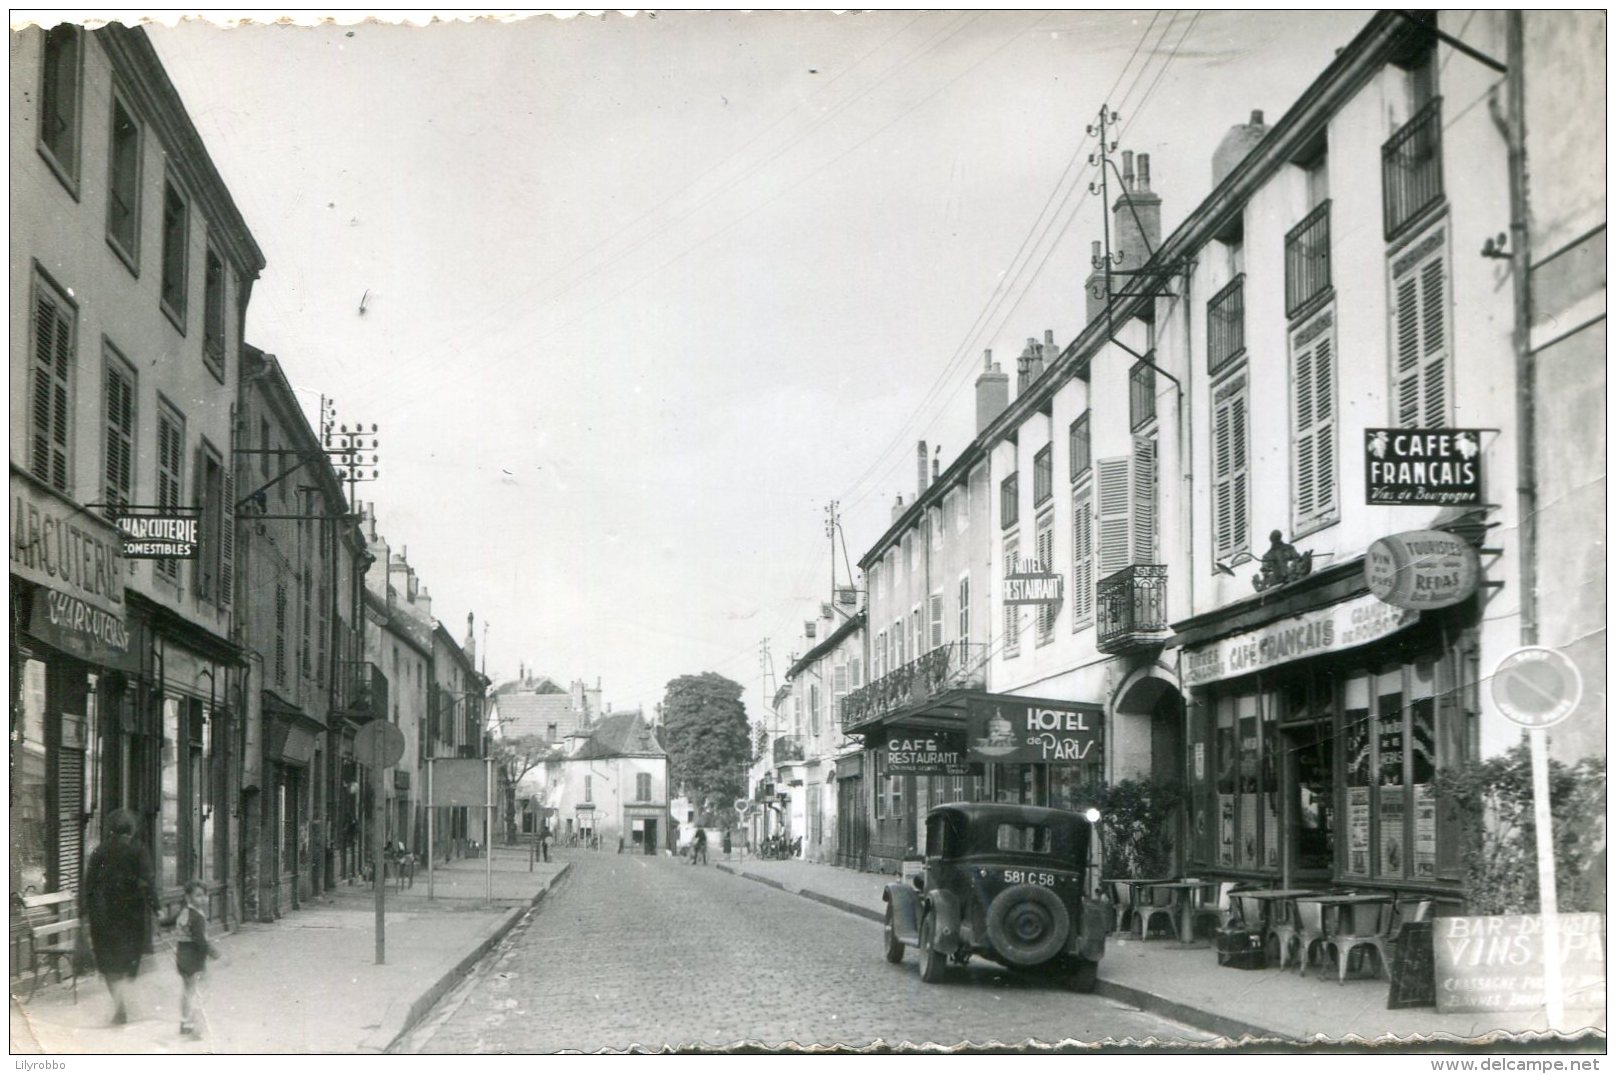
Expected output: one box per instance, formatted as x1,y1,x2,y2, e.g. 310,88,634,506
370,861,573,1053
714,864,1279,1040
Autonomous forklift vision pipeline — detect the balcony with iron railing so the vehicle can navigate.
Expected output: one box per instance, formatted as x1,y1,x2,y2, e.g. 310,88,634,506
1096,564,1170,654
772,735,806,765
1284,200,1332,319
1206,274,1245,377
336,660,388,723
1382,97,1443,241
839,640,988,731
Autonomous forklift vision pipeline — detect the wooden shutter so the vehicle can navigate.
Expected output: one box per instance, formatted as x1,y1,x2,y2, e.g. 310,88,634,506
32,291,72,491
1391,227,1450,428
1096,457,1131,578
958,575,970,644
1212,374,1250,558
1131,436,1157,564
1072,489,1093,626
104,361,134,507
219,435,235,610
928,593,945,649
1292,310,1338,530
1036,519,1055,640
1002,536,1019,657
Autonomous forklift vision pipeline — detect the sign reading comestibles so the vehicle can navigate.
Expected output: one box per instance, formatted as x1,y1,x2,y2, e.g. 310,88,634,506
965,698,1102,765
881,729,976,775
115,513,200,559
1180,593,1419,688
1364,428,1484,505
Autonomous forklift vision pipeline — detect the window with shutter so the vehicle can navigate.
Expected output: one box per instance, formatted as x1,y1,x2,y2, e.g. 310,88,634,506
160,179,189,325
1002,535,1020,658
103,352,135,511
1000,472,1019,529
1072,488,1094,629
928,592,945,650
274,583,287,684
1069,412,1091,481
107,97,141,263
31,281,74,493
1132,436,1157,564
1390,226,1450,428
203,249,225,380
219,438,234,610
195,446,223,601
911,606,923,658
958,574,970,644
1095,457,1131,579
1035,514,1056,645
39,26,82,186
1211,373,1250,559
301,574,312,679
156,406,184,579
1291,308,1339,533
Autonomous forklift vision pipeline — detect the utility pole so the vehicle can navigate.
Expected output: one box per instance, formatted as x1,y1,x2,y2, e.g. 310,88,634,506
824,500,840,600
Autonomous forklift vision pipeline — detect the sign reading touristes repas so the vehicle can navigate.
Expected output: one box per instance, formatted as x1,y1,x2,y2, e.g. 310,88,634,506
1364,428,1483,505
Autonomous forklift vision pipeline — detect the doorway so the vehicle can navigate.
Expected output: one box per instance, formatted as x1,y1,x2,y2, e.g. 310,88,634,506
642,819,658,854
1282,721,1334,881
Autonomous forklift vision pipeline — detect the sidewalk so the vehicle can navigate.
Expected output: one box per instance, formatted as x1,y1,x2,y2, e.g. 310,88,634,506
714,853,1607,1046
11,847,570,1054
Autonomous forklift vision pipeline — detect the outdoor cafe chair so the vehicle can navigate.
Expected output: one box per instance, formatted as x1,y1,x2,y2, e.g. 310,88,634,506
1135,883,1178,940
1292,899,1331,977
1193,880,1242,938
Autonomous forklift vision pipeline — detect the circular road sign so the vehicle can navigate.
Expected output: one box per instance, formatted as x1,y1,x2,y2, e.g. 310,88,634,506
1492,647,1583,730
734,798,750,814
355,720,406,768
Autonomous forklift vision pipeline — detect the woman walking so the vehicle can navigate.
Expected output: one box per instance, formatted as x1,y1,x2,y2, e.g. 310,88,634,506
82,809,161,1025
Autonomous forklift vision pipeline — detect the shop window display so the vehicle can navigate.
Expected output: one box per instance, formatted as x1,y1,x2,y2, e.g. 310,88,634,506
13,660,50,895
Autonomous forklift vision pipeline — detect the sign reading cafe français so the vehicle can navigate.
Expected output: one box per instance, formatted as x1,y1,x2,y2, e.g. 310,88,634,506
881,729,977,775
966,698,1101,766
1180,593,1419,688
1364,428,1484,505
116,513,200,559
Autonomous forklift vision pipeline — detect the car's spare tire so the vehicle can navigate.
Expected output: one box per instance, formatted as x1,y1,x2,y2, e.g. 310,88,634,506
985,884,1071,967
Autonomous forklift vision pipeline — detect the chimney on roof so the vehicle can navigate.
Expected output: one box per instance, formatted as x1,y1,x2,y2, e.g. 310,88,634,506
417,584,431,618
1121,148,1135,189
891,493,905,522
932,445,940,481
916,441,928,497
1213,109,1267,188
1113,149,1162,274
975,350,1009,433
463,611,476,667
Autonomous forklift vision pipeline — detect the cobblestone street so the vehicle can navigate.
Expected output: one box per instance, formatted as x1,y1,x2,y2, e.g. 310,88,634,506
402,851,1210,1052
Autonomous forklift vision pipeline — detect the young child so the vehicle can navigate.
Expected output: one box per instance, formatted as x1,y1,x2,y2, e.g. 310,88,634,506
173,880,220,1039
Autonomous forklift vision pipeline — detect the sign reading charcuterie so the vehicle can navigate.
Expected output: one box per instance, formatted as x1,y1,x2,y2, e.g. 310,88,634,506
1364,428,1483,505
115,512,200,559
1365,529,1481,610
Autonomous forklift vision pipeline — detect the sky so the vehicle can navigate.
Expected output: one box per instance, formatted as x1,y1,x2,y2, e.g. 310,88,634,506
128,9,1373,722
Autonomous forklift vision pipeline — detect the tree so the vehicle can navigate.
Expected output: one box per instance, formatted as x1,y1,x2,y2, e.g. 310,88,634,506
493,733,561,842
661,672,750,826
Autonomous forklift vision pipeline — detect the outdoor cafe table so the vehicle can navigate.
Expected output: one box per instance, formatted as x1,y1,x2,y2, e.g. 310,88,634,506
1294,891,1396,937
1146,880,1216,945
1232,889,1321,931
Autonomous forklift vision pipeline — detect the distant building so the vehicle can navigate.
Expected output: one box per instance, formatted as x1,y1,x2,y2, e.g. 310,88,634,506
513,710,667,853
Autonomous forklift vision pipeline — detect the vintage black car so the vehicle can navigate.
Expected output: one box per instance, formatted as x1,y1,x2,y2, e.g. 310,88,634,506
882,803,1108,991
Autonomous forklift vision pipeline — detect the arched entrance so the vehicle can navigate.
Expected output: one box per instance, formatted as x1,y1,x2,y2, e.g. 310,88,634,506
1109,664,1187,872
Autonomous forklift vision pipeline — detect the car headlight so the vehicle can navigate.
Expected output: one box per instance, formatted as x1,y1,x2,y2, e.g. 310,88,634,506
1084,808,1101,824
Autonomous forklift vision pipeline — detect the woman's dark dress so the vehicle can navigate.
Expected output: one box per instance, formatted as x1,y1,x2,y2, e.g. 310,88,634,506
83,838,158,980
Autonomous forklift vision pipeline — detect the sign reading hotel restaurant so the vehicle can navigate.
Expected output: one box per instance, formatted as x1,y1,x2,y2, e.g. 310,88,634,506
115,512,200,559
1180,593,1418,688
1433,914,1606,1014
966,698,1101,765
1004,559,1063,606
1365,529,1481,610
1364,428,1483,505
882,729,976,775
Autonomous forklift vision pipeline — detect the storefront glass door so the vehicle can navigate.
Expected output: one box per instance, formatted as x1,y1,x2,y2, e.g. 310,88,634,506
1283,721,1334,880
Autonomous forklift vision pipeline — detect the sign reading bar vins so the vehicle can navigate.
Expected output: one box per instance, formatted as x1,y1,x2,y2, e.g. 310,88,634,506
1433,913,1606,1014
116,513,199,559
1364,429,1483,505
881,729,976,775
966,698,1101,765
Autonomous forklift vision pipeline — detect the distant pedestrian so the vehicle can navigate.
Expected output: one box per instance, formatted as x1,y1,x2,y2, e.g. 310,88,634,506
617,836,625,855
722,829,732,858
173,879,221,1039
692,828,708,866
540,830,551,863
82,809,161,1026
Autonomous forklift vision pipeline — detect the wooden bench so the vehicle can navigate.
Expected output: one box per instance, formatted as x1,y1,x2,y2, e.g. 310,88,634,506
19,891,81,1002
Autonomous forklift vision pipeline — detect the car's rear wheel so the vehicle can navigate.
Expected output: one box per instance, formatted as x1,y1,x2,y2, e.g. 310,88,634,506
917,912,947,983
1067,956,1100,993
985,884,1071,967
882,903,905,963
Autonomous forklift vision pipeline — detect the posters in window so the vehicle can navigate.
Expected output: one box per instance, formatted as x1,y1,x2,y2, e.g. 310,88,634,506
1218,795,1234,865
1414,784,1437,878
1380,785,1406,876
1263,795,1280,868
1348,786,1371,875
